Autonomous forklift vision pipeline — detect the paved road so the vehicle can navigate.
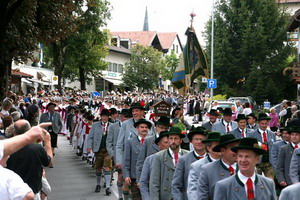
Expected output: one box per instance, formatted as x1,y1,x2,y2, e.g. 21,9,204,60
46,135,119,200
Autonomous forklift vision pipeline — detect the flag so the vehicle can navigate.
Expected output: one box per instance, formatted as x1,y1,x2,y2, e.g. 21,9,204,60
184,27,209,84
171,26,209,94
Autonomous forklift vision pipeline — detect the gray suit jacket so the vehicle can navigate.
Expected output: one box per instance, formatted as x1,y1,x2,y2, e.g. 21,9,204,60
279,182,300,200
289,148,300,184
39,112,63,134
201,122,213,131
229,128,251,139
172,151,199,200
248,129,276,164
187,156,215,200
149,149,189,200
214,174,276,200
211,119,238,135
87,121,111,152
106,121,121,162
115,118,154,165
136,135,159,182
123,136,143,179
140,154,156,200
246,123,258,130
271,140,287,171
197,159,233,200
276,143,294,185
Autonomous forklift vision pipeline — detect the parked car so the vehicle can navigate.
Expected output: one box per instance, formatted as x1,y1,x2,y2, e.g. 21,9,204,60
202,100,237,123
228,96,257,109
270,103,281,114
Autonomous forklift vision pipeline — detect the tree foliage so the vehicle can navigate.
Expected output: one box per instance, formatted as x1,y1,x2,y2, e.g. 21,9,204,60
204,0,293,104
123,45,164,91
0,0,79,96
161,50,180,80
44,0,111,90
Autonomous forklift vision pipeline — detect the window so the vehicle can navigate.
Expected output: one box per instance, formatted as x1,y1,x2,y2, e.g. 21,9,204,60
111,38,118,46
107,63,113,71
113,63,118,72
176,45,178,53
118,64,123,73
173,44,175,50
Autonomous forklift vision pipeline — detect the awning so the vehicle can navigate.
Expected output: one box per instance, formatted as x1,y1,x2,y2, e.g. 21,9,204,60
29,78,51,85
21,78,33,84
103,77,122,86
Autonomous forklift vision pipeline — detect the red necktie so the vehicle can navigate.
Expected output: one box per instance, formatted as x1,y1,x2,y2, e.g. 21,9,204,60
228,166,234,175
226,124,230,133
246,178,255,199
141,138,145,144
103,123,106,132
295,144,298,149
263,131,268,143
198,155,204,159
174,152,179,166
242,129,245,138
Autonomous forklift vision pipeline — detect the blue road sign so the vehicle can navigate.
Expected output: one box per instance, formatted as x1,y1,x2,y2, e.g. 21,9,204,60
207,79,217,89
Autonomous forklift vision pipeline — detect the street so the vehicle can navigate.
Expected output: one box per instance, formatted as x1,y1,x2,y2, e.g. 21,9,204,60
46,135,118,200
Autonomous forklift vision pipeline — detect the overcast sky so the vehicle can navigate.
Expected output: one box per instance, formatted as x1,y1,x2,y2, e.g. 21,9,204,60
106,0,214,45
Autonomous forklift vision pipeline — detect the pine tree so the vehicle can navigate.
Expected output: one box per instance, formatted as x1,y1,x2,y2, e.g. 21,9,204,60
204,0,293,104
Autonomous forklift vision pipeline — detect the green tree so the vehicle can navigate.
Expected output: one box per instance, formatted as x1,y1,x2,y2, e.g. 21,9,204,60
161,50,180,80
44,0,111,90
123,45,164,91
204,0,292,104
0,0,79,97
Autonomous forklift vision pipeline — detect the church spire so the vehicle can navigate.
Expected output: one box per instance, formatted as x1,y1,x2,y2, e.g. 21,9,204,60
143,6,149,31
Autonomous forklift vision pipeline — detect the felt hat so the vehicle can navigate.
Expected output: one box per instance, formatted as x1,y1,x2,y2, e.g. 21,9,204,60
257,113,271,121
231,137,266,155
164,127,185,138
287,118,300,133
235,114,249,122
279,127,288,132
223,107,233,116
187,126,207,141
202,132,221,144
120,109,129,116
155,131,169,145
155,116,171,127
130,102,145,110
86,114,94,121
46,102,56,109
247,113,257,120
100,109,110,116
109,108,118,115
134,119,152,129
208,109,219,116
212,134,240,152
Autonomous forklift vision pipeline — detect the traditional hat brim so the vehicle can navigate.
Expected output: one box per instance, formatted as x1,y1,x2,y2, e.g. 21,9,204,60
212,138,241,152
231,146,266,155
202,138,220,144
134,121,152,128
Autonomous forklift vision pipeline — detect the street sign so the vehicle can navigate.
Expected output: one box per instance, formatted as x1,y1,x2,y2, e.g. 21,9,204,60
264,102,270,110
202,77,207,83
52,76,58,85
207,79,217,89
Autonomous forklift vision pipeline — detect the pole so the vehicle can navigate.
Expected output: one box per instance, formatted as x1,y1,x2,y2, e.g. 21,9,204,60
210,0,214,102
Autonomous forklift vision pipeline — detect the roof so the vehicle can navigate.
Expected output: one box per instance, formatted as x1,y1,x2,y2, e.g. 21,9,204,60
277,0,300,3
157,32,177,50
11,69,33,78
107,45,131,55
288,9,300,31
111,31,157,46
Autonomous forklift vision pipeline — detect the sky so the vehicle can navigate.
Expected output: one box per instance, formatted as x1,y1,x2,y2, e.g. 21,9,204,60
105,0,214,45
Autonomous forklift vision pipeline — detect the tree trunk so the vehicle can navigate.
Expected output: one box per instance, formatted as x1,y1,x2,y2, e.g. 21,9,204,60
79,65,86,90
53,42,65,93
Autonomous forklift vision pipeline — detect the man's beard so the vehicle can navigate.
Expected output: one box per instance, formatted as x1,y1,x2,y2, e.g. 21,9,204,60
170,143,179,151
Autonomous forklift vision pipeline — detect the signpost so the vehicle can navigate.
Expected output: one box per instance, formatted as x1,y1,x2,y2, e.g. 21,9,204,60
152,101,171,117
207,79,217,89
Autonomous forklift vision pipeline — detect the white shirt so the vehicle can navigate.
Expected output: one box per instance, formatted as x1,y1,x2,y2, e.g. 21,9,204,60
258,128,268,142
0,166,33,200
221,159,237,172
238,171,256,197
291,143,299,149
239,128,247,137
194,151,206,158
223,120,232,132
169,148,183,166
242,108,252,116
0,141,3,160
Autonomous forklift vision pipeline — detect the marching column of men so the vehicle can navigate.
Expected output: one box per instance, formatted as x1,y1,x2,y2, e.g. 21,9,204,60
63,99,300,200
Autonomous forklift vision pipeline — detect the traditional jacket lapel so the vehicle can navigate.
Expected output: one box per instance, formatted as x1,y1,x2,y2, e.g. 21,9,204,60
164,150,175,170
233,174,247,200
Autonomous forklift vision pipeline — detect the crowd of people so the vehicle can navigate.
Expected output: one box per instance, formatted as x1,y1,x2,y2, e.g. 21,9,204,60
1,89,300,200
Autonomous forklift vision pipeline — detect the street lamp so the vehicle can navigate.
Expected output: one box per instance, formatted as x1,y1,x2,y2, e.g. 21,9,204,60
210,0,215,101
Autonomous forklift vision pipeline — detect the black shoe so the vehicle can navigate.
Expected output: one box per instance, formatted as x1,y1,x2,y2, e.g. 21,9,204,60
95,185,101,193
103,182,106,188
119,198,123,200
105,188,111,196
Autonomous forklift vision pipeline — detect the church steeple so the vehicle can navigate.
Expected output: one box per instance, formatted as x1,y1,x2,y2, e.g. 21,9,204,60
143,7,149,31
